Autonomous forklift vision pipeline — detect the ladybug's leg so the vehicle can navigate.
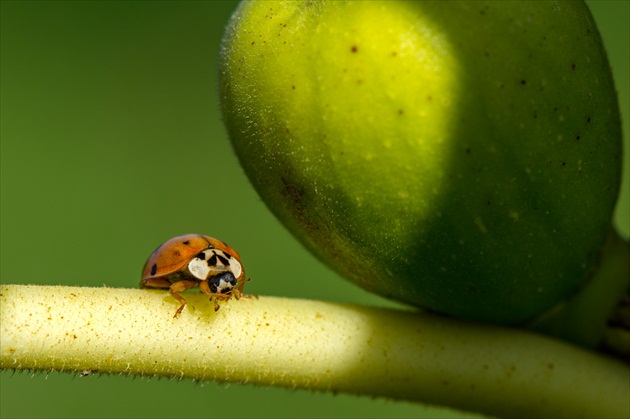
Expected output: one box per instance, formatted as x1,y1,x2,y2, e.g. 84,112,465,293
231,276,249,300
199,280,221,312
232,288,243,301
236,277,258,300
199,279,211,295
237,277,246,292
169,280,198,318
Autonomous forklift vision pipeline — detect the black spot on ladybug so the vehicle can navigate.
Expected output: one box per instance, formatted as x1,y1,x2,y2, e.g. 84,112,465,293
183,240,190,246
151,264,157,276
207,254,218,267
209,278,219,293
196,252,206,260
217,254,230,266
223,252,232,259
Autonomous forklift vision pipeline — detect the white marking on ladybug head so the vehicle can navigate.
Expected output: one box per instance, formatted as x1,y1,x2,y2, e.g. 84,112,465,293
227,255,242,280
188,256,212,280
187,249,242,280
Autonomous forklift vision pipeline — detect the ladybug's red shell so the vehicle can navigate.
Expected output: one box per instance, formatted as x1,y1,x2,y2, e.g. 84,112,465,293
140,234,242,286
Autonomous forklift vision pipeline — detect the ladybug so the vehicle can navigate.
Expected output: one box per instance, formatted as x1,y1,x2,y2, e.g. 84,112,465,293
141,234,249,317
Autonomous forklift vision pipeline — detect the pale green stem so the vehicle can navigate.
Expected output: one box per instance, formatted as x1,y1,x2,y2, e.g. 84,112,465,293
1,284,628,418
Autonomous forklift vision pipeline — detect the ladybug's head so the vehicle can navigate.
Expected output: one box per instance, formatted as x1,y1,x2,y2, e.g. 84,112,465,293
209,272,237,294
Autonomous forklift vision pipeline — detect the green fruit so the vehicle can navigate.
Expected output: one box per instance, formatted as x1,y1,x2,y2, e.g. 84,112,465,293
219,0,621,325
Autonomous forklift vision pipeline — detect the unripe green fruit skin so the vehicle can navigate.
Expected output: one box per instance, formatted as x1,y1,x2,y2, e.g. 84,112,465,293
219,1,621,324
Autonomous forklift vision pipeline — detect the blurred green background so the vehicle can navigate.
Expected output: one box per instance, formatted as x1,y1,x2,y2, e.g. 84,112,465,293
1,1,627,418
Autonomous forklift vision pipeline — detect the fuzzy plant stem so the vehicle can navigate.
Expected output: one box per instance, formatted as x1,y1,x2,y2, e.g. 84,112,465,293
1,284,628,418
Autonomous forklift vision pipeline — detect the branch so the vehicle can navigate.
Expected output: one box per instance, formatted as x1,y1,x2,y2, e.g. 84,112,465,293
0,284,627,418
